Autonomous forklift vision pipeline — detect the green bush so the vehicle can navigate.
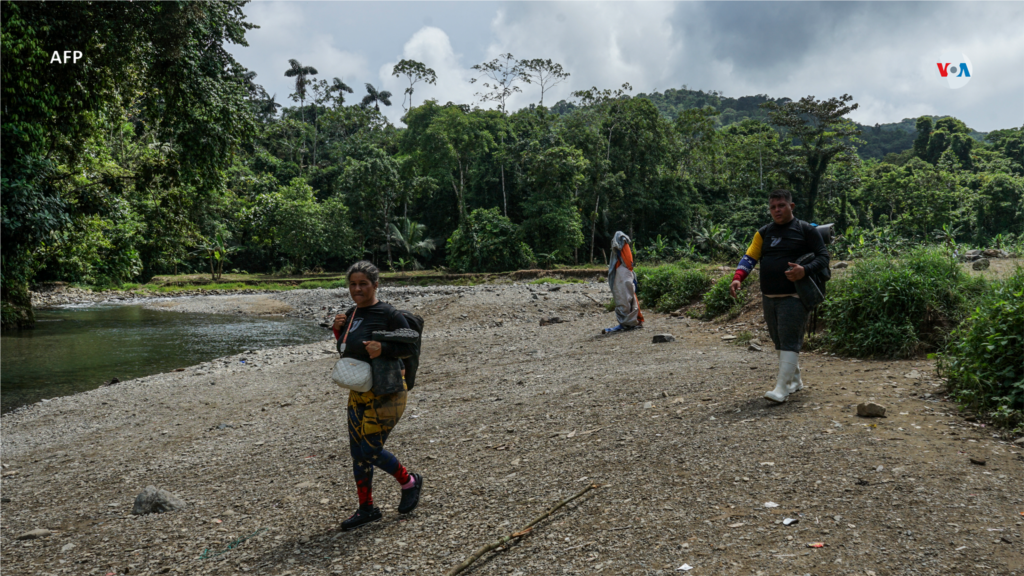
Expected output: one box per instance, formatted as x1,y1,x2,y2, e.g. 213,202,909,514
635,262,711,312
939,267,1024,429
820,247,986,358
691,273,751,320
447,208,535,273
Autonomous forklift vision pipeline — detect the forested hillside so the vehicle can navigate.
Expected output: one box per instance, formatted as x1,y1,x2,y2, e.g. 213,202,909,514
3,1,1023,328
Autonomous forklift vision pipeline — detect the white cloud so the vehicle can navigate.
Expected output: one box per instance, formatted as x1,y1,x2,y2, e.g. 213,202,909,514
378,27,478,124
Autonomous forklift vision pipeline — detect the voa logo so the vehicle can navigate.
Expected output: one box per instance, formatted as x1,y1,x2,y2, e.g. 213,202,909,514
936,51,972,89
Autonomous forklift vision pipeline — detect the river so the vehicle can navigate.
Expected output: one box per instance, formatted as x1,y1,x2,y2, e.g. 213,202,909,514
0,302,328,413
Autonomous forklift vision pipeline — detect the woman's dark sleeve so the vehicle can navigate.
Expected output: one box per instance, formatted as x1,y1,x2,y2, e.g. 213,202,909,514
379,308,416,359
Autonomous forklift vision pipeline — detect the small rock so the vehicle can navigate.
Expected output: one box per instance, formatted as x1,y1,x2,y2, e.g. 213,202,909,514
748,343,763,352
296,481,314,489
834,262,849,269
131,486,187,515
61,543,75,552
972,258,990,271
1014,437,1024,446
721,335,737,341
982,249,1001,258
969,457,986,466
904,370,922,379
856,402,886,418
16,528,51,540
643,401,654,409
652,334,676,343
539,316,563,326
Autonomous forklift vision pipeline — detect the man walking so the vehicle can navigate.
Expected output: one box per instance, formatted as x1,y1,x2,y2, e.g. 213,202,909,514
730,189,829,403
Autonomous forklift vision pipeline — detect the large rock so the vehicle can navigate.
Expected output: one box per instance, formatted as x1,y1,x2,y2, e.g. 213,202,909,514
981,249,1004,258
972,258,990,271
652,334,676,343
856,402,886,418
131,486,186,515
16,528,52,540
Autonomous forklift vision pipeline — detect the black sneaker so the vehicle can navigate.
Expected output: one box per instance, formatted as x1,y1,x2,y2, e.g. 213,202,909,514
341,504,381,531
397,473,423,514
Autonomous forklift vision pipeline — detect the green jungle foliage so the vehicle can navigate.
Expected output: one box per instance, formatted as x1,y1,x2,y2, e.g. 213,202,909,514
939,267,1024,429
820,248,986,358
446,208,534,273
3,2,1023,332
694,273,753,320
635,263,711,312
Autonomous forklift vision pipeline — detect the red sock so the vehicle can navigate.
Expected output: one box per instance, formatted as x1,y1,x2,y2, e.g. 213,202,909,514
391,464,411,487
356,479,373,507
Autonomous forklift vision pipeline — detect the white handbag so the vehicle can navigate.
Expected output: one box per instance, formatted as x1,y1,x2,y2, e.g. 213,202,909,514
330,310,373,392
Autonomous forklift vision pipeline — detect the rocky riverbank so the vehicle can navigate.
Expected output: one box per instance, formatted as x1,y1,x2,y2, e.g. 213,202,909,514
3,283,1022,576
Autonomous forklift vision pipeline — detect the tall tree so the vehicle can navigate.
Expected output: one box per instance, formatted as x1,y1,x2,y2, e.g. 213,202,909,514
330,77,354,108
762,94,861,223
391,59,437,112
1,0,257,328
284,59,318,121
361,83,393,112
470,53,530,114
521,59,570,106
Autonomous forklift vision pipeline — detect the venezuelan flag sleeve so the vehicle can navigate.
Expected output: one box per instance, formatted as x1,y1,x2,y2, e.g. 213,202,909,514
733,231,762,282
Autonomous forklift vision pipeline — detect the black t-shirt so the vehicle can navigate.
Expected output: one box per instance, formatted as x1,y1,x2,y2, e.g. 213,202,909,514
757,218,829,295
338,301,413,362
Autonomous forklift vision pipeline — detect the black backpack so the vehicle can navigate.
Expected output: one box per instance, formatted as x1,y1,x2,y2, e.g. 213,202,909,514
396,309,425,391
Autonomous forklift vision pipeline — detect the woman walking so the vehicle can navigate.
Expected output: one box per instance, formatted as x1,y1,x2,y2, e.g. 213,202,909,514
332,261,423,530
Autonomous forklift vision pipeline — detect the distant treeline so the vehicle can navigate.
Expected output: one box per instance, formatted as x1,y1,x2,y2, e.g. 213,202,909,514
2,1,1023,328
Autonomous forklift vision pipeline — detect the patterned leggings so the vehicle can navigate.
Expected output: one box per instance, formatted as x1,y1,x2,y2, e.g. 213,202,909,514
348,385,410,506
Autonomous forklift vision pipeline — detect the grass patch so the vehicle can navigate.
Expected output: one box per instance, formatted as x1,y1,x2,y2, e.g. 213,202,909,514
635,263,713,312
820,247,986,358
297,279,347,290
529,277,585,285
146,282,294,293
734,330,754,345
939,266,1024,430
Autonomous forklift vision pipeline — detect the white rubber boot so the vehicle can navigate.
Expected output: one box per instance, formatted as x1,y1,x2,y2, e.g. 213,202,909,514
789,357,804,393
765,351,799,403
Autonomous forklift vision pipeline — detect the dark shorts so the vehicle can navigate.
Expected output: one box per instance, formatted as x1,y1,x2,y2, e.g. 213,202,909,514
762,295,808,352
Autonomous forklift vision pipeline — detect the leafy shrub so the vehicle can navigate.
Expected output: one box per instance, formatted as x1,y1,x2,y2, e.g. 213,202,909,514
447,208,535,273
691,273,752,320
820,247,986,358
635,263,712,312
939,267,1024,429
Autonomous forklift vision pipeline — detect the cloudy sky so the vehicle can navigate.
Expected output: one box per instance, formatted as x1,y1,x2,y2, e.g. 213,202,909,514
227,1,1024,132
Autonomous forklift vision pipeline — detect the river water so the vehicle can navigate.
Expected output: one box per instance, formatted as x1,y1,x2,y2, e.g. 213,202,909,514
0,303,328,413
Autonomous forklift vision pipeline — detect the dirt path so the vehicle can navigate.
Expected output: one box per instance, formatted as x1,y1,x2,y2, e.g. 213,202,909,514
2,283,1021,576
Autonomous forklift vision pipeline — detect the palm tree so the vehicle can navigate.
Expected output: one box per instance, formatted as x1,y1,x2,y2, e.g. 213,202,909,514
284,59,318,121
330,77,354,108
361,83,392,111
385,218,436,269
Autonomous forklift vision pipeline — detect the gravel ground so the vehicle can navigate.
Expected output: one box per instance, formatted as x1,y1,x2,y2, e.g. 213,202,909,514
3,283,1022,576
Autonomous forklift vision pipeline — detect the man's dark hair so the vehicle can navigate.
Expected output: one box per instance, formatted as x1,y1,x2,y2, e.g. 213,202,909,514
346,260,380,285
768,189,793,204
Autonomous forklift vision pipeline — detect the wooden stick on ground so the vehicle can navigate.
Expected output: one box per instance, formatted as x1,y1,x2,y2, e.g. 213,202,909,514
445,483,602,576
